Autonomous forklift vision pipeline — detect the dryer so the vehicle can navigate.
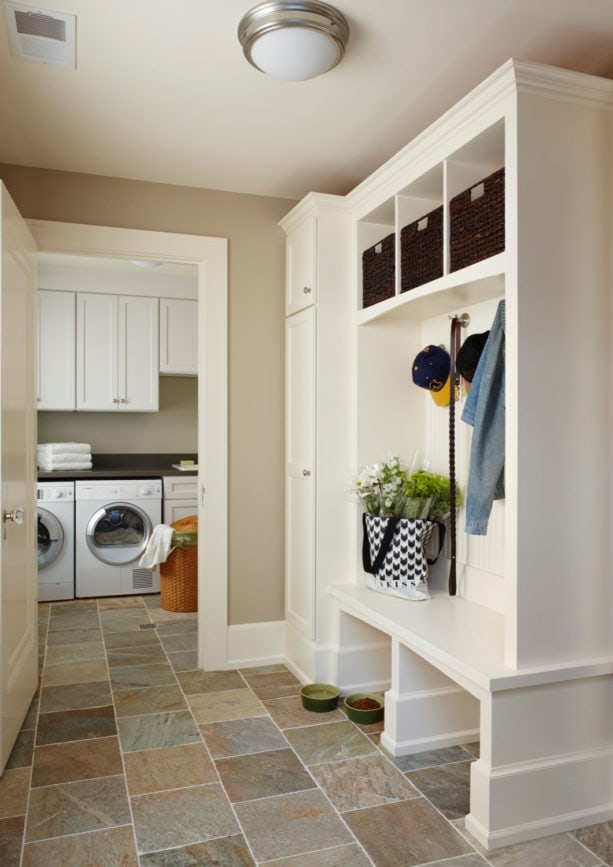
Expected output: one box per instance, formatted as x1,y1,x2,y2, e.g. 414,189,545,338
37,481,75,601
75,479,162,598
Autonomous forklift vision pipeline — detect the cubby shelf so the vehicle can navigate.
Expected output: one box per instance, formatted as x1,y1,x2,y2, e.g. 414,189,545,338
357,252,506,324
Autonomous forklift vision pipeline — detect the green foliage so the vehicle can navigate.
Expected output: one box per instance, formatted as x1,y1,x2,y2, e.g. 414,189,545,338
350,456,460,521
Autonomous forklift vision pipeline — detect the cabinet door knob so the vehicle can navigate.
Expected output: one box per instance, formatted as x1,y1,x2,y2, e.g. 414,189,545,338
112,398,120,403
120,398,128,404
303,286,312,294
302,469,311,477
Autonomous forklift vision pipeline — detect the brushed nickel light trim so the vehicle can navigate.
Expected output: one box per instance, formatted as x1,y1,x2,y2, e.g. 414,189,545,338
238,1,349,81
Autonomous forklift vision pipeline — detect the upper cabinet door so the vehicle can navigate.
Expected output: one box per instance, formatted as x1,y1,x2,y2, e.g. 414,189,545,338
76,292,117,411
37,290,76,410
159,298,198,375
286,215,316,316
76,293,159,412
118,295,159,411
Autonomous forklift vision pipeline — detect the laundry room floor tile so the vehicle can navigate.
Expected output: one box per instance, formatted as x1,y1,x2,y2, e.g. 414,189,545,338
117,710,201,752
36,705,117,746
31,736,123,787
39,680,112,714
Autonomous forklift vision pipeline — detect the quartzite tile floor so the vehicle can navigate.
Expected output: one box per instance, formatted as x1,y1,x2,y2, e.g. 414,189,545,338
0,594,609,866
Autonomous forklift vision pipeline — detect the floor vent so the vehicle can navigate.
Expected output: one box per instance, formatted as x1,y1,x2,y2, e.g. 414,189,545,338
138,623,157,630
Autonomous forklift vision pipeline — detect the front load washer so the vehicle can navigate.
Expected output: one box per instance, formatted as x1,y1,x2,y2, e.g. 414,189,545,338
75,479,162,598
37,481,75,601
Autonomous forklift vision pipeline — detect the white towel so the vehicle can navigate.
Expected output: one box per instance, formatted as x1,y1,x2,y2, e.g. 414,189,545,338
38,460,93,471
37,443,92,456
38,452,92,466
138,524,174,569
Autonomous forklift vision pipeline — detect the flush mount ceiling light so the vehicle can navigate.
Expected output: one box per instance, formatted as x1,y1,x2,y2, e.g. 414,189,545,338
238,1,349,81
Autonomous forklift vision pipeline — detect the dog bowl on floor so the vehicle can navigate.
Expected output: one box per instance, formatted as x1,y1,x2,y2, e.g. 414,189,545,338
300,683,340,712
344,693,385,724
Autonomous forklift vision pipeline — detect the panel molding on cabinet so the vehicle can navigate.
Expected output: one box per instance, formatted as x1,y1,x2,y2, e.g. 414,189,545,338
37,289,75,410
285,306,316,639
160,298,198,375
286,214,316,316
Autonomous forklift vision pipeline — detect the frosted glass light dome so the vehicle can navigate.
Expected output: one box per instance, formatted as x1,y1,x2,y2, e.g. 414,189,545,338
238,1,349,82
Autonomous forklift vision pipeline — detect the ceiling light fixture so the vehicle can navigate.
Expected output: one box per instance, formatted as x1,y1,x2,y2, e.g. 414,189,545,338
238,1,349,82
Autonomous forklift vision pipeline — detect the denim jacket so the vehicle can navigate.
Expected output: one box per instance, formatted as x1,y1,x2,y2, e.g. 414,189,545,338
461,299,505,535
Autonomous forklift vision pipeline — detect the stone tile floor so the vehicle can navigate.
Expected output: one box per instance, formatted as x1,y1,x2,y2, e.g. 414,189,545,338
0,595,611,865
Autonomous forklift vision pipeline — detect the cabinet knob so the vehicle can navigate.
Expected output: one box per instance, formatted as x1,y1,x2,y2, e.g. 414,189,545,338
120,398,128,404
112,398,120,403
302,469,311,477
303,286,312,294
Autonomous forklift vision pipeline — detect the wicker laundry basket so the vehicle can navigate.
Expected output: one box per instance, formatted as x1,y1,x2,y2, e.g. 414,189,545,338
160,515,198,612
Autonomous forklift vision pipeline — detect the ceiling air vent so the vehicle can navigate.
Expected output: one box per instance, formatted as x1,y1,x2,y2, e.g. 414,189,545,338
2,1,76,68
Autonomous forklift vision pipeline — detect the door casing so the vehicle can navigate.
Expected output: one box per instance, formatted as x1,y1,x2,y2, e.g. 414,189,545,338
28,220,229,670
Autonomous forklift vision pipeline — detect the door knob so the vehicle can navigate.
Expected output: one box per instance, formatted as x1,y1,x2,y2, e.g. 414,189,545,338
3,508,24,524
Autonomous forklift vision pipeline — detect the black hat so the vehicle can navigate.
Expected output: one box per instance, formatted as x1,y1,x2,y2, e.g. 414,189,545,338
456,331,489,383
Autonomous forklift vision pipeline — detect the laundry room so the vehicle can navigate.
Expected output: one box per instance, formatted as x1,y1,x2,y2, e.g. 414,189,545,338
36,252,199,603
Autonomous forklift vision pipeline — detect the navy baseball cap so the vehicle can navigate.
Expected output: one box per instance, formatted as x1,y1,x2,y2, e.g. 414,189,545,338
411,345,450,407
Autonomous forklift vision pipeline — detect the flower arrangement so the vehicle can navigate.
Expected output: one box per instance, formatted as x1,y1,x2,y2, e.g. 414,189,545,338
351,455,458,521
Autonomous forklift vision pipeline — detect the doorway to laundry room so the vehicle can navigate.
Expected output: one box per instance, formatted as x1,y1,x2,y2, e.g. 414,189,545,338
30,220,228,672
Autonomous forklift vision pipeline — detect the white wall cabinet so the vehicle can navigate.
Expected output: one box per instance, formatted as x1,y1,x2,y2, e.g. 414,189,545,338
37,289,75,410
282,61,613,851
76,293,159,412
160,298,198,375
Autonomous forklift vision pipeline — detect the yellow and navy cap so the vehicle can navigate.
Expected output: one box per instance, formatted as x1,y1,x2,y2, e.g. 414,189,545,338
411,344,451,407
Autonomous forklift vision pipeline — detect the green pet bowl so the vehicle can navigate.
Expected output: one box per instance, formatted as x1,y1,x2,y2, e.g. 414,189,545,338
344,693,385,725
300,683,340,712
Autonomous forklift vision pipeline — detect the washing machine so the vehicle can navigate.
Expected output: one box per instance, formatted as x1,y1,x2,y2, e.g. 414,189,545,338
75,479,162,598
37,481,75,601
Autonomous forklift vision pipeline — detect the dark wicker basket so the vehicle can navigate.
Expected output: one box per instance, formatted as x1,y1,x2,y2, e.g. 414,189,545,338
362,233,395,308
449,167,505,272
400,205,443,292
160,515,198,612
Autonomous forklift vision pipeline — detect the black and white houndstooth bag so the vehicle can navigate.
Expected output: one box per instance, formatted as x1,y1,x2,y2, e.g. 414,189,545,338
362,514,444,601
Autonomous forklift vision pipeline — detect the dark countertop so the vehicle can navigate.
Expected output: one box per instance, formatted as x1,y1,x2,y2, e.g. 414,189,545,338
37,453,198,481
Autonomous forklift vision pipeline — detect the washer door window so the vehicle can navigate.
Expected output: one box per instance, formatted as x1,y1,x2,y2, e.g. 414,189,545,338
85,501,152,566
38,508,64,570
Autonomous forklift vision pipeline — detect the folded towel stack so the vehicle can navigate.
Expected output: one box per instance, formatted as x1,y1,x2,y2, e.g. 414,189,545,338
37,442,93,471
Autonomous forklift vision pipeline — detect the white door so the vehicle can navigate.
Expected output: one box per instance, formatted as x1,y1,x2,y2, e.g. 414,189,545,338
0,184,37,771
285,307,316,639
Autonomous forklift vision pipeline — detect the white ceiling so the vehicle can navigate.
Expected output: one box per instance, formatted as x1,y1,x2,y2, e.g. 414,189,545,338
1,0,613,202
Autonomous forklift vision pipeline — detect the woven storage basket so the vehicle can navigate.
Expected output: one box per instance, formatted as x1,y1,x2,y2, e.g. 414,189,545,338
400,205,443,292
160,515,198,612
449,167,505,272
362,233,395,308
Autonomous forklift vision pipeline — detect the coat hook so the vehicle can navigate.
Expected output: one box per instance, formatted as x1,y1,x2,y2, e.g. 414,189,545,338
449,312,470,327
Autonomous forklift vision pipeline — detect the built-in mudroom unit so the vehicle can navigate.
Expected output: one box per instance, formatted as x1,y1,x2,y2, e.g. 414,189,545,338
281,60,613,850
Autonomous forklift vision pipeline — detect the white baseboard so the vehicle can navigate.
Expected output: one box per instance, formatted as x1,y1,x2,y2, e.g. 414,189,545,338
226,620,285,669
467,748,613,850
380,727,480,758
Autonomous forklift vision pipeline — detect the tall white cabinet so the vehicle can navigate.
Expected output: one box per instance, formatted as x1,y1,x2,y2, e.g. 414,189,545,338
281,196,353,678
282,61,613,850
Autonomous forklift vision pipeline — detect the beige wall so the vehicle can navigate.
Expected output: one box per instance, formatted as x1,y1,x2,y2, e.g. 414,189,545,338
38,376,199,455
1,164,294,626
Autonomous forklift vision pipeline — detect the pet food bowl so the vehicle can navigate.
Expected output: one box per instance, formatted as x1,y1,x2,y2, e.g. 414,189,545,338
344,693,385,724
300,683,340,712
